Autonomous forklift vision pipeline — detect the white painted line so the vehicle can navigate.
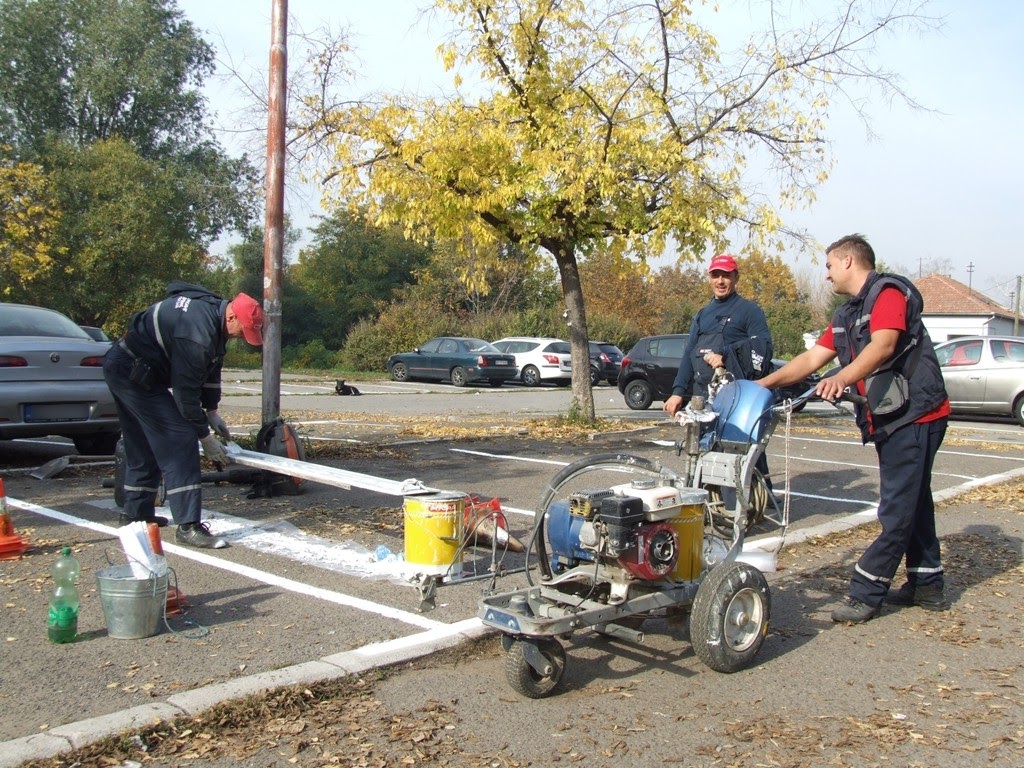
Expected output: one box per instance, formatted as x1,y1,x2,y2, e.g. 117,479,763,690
8,497,445,631
450,448,569,466
746,465,1024,553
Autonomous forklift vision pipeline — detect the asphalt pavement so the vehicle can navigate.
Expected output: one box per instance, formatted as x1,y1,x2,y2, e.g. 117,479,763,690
2,375,1023,766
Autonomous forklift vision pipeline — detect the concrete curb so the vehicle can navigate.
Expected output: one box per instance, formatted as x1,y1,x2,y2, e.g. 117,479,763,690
0,618,490,767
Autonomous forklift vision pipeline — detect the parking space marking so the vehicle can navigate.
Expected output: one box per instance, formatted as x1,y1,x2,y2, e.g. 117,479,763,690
10,497,445,631
450,447,880,507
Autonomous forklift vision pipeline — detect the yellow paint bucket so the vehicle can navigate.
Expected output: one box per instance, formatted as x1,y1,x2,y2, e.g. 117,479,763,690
403,492,465,575
669,489,708,581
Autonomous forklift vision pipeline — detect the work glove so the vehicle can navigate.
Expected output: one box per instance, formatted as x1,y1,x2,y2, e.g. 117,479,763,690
200,433,231,465
206,409,231,441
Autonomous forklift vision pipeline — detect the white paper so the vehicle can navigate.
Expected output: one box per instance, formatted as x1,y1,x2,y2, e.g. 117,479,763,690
117,522,159,578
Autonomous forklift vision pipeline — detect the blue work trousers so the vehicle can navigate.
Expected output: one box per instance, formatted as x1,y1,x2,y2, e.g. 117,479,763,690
102,344,203,526
850,417,948,606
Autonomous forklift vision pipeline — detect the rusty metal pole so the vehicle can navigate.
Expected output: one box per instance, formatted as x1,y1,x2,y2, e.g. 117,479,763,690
262,0,287,424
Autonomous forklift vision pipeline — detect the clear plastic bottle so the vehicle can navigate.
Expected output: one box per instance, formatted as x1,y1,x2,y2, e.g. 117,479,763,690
47,547,80,644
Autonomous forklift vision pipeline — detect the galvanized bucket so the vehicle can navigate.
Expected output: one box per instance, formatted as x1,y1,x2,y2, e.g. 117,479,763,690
95,562,168,639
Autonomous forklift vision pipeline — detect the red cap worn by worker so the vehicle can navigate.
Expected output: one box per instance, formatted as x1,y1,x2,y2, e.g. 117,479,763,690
708,254,739,273
231,293,264,347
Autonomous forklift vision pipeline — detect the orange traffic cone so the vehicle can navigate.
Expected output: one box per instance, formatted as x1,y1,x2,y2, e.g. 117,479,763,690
0,477,29,560
147,522,189,615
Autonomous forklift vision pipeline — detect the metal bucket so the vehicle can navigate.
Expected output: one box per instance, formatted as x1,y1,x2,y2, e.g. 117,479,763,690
403,492,465,575
95,563,168,639
669,489,708,581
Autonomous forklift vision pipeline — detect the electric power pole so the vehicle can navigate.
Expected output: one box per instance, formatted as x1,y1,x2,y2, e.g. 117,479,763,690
262,0,287,425
1015,275,1022,336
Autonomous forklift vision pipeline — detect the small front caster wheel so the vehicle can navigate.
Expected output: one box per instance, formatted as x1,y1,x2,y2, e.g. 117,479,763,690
504,637,566,698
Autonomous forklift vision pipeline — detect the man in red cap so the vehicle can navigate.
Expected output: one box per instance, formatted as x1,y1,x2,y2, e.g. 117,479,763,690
103,282,263,548
663,253,773,413
663,253,777,502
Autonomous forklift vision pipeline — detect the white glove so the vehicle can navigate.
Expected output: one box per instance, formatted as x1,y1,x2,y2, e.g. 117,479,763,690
206,409,231,440
200,433,231,465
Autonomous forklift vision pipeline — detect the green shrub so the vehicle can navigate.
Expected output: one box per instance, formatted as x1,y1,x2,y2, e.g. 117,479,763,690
282,339,337,369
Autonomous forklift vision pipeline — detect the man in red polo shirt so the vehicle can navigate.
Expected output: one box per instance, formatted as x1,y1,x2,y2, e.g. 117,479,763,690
757,234,950,623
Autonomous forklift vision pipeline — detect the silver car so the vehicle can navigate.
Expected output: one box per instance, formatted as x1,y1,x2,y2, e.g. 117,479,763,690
933,335,1024,426
0,303,121,454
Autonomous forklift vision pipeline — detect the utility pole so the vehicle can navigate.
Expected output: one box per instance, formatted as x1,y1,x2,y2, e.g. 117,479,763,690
262,0,287,425
966,261,974,294
1016,275,1022,336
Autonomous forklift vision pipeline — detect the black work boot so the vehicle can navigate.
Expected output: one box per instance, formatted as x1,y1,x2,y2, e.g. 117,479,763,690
119,513,169,528
885,582,950,611
831,597,880,623
176,521,227,549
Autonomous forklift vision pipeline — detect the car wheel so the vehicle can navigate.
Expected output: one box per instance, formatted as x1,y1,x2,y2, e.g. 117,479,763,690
450,366,469,386
390,362,409,382
489,379,504,388
1014,394,1024,427
521,365,541,387
624,379,654,410
589,366,600,386
73,432,120,456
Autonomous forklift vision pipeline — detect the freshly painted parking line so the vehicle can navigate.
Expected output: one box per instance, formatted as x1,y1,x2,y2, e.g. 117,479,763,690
9,497,445,631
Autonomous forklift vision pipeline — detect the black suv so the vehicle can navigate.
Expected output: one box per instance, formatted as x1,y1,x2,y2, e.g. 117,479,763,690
589,341,624,385
618,334,689,409
617,333,821,410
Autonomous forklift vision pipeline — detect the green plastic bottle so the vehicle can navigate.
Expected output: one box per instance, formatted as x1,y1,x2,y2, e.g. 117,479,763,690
47,547,80,644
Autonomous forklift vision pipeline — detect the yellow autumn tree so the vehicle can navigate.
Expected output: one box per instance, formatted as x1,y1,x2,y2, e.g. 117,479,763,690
0,149,61,301
308,0,932,419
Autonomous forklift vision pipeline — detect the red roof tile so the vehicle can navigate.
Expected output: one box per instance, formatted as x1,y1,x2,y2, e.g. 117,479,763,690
913,273,1017,319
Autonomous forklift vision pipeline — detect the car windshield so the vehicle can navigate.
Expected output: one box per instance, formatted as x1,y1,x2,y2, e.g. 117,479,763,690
0,304,93,339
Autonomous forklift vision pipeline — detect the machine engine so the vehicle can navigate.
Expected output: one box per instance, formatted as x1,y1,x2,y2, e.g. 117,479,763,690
546,481,693,581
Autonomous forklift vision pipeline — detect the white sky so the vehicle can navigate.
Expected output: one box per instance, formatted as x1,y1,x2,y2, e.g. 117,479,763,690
178,0,1024,310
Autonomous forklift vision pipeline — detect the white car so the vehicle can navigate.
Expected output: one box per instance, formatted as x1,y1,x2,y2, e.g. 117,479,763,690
491,337,572,386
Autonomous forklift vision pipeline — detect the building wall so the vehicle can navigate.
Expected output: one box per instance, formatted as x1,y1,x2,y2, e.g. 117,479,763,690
924,315,1019,342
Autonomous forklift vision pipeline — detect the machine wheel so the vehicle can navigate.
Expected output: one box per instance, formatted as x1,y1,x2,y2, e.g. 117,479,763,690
450,366,469,386
504,637,567,698
389,362,409,382
521,365,541,387
691,561,770,673
624,379,653,410
589,365,600,386
489,379,504,387
1014,394,1024,427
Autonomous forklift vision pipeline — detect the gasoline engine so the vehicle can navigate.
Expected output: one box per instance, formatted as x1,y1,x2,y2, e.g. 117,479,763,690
545,479,703,586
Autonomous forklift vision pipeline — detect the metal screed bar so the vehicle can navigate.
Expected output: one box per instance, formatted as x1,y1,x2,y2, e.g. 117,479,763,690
223,442,438,497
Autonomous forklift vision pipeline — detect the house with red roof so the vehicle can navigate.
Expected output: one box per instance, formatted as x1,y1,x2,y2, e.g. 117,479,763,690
914,274,1022,342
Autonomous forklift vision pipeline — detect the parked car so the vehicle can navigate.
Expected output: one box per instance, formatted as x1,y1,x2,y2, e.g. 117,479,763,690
491,337,572,386
617,333,821,411
589,341,624,385
386,337,519,387
617,333,690,410
933,336,1024,425
79,325,111,342
0,302,121,454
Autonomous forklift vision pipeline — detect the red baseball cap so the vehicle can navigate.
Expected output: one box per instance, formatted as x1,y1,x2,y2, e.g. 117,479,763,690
708,254,739,273
231,293,264,346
